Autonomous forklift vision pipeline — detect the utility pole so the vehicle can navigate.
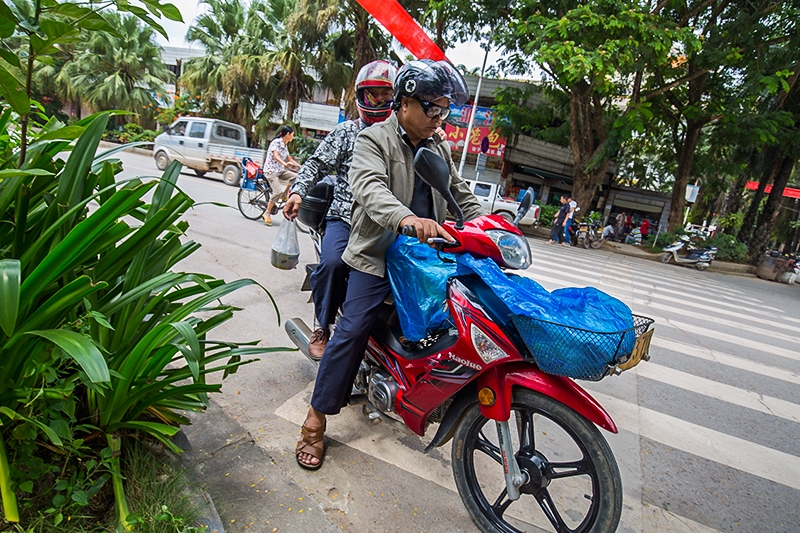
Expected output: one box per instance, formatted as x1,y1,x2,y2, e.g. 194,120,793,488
457,47,489,178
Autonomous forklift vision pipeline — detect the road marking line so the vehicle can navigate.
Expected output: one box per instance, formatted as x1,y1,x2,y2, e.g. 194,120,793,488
651,337,800,386
656,319,800,364
634,363,800,422
593,391,800,491
634,299,800,344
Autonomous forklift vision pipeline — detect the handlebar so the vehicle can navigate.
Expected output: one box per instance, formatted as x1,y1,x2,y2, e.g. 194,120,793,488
401,225,459,250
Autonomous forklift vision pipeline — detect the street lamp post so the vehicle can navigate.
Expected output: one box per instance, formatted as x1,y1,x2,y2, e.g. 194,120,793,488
457,47,489,178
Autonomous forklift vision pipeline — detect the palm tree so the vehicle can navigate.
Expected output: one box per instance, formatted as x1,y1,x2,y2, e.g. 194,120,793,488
183,0,289,141
59,13,172,126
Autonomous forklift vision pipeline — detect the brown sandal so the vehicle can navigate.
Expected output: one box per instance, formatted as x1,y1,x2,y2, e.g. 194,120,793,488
295,422,326,470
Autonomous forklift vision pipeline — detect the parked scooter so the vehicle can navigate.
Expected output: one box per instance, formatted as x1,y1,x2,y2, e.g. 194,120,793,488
285,148,656,533
661,235,718,270
575,218,605,249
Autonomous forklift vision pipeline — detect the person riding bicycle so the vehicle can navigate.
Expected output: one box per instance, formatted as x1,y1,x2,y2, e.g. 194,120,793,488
294,59,484,470
283,60,397,360
263,125,301,226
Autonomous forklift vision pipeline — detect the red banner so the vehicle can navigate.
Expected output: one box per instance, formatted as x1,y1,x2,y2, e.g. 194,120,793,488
354,0,448,61
745,181,800,199
443,124,507,158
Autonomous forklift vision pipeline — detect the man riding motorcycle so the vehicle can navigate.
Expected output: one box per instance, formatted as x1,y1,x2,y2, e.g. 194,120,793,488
293,59,484,470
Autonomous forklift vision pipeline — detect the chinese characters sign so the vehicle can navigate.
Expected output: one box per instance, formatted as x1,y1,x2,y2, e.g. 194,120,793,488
443,105,507,157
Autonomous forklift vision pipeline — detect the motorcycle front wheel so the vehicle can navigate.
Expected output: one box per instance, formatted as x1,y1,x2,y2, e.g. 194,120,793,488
452,389,622,533
590,237,605,249
661,253,672,263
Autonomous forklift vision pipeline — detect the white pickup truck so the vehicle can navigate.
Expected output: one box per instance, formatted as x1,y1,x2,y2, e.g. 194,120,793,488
153,118,264,186
465,180,539,227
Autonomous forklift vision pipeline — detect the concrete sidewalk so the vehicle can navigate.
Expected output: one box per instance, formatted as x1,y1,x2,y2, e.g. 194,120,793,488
174,401,342,533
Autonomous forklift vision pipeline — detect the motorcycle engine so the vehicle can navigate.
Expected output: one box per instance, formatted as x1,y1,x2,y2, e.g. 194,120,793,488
367,369,399,413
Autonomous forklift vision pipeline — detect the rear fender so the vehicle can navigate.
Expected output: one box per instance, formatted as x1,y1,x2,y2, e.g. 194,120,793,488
476,362,617,433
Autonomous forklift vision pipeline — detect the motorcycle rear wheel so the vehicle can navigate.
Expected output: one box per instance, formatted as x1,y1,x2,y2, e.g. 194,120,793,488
582,233,591,249
452,389,622,533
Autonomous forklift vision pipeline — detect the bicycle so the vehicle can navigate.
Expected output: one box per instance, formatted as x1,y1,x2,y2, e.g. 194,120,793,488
236,161,309,232
237,176,284,220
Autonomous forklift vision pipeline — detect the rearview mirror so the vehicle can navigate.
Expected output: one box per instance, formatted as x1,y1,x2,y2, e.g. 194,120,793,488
513,187,535,227
164,125,172,135
414,147,464,229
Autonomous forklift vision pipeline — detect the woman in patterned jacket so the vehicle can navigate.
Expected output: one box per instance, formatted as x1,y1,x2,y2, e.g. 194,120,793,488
283,60,397,360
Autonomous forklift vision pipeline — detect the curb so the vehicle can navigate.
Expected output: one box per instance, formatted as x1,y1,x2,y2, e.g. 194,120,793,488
604,242,757,276
99,140,154,157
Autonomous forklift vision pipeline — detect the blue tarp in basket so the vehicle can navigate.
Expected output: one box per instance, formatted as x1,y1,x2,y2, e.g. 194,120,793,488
385,237,635,379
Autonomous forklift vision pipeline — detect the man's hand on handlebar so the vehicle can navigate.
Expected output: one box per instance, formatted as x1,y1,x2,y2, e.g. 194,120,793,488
399,215,455,248
283,194,302,220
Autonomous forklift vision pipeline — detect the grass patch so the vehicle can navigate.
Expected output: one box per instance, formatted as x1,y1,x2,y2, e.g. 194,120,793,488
1,439,207,533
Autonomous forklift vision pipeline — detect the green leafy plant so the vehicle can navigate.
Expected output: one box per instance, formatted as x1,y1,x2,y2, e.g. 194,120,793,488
0,110,282,531
538,204,560,228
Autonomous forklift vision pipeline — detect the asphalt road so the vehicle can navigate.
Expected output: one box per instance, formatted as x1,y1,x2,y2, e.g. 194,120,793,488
113,149,800,533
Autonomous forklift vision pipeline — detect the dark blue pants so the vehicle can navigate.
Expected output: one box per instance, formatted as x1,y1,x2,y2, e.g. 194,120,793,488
310,269,391,415
309,219,350,329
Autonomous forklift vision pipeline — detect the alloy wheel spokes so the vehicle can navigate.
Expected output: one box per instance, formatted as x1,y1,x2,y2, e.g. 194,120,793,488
490,488,514,520
548,458,592,479
535,488,570,532
515,408,536,455
476,429,503,465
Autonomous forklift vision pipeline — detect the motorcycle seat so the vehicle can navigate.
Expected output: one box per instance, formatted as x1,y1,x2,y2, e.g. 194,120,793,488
371,302,457,360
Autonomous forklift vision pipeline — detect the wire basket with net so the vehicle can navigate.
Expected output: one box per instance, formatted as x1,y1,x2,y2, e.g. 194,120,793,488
511,314,655,381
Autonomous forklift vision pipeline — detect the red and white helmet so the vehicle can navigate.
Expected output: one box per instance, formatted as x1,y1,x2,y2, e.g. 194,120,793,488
355,60,397,125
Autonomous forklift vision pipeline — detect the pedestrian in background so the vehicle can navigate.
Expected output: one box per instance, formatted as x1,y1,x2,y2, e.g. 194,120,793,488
640,218,651,242
548,195,570,245
564,194,577,245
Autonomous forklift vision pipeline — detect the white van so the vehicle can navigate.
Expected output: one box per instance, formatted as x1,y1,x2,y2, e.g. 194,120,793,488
153,118,265,186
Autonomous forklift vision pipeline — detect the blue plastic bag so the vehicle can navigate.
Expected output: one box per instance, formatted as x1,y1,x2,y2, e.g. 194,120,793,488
456,254,635,379
385,236,456,342
385,238,636,378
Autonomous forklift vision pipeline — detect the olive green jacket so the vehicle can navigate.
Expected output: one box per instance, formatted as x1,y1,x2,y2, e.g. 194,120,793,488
343,112,484,277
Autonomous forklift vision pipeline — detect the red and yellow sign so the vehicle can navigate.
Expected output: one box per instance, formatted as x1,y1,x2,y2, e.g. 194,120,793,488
443,124,507,157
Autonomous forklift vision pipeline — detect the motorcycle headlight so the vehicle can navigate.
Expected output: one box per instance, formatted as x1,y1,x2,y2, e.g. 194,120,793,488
485,230,531,269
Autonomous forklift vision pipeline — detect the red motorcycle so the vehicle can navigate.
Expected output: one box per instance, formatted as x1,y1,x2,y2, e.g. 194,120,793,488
286,149,654,533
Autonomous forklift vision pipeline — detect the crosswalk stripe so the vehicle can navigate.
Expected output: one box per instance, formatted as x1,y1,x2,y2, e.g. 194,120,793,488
634,363,800,422
634,299,800,344
629,290,800,336
594,391,800,491
656,319,800,364
651,337,800,386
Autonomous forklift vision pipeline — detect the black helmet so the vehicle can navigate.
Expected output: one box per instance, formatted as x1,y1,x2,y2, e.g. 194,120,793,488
392,60,469,109
297,180,334,231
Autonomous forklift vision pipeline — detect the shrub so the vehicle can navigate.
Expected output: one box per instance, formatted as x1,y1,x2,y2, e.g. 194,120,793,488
705,234,749,263
538,204,560,228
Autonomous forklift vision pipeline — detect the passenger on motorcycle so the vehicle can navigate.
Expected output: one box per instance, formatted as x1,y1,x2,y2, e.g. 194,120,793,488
294,59,484,470
283,60,397,360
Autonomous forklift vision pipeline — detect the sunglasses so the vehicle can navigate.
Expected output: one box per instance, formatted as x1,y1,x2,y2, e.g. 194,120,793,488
413,97,451,119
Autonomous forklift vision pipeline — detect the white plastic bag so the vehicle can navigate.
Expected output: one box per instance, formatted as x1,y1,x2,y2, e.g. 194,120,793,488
271,217,300,270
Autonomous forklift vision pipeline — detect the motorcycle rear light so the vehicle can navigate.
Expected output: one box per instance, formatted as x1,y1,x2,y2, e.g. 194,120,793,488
471,324,508,364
